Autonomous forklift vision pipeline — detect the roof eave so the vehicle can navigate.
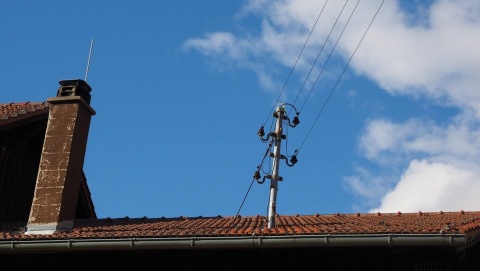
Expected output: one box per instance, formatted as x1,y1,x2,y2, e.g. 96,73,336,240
0,234,468,254
0,107,49,132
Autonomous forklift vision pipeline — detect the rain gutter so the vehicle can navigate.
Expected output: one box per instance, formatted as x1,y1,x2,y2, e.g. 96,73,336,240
0,234,467,253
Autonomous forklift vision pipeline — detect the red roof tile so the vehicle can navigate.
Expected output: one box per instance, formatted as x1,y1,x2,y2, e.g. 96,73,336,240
2,211,480,241
0,102,49,130
0,101,48,120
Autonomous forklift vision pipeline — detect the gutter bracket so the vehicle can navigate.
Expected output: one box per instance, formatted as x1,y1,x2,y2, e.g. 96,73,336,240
388,234,393,247
130,238,135,249
191,237,196,249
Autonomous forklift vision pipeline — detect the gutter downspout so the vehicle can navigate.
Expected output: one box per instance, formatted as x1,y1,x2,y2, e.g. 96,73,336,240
0,234,467,254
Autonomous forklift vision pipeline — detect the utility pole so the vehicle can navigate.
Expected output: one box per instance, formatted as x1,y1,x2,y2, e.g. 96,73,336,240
254,103,299,229
267,105,286,228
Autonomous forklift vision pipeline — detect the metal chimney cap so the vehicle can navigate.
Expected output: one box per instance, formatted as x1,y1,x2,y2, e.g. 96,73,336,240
56,79,93,104
58,79,92,93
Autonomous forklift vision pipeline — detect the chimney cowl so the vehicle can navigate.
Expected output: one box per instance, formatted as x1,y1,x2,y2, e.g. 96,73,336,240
56,79,92,104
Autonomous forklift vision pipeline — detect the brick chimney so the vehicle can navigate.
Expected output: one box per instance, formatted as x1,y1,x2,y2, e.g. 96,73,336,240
26,79,95,234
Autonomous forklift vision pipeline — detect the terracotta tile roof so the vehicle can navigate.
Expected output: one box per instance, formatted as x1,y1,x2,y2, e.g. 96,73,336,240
2,211,480,241
0,101,48,120
0,102,49,131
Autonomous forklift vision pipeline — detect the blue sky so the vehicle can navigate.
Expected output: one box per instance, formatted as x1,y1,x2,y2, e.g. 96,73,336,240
1,0,480,219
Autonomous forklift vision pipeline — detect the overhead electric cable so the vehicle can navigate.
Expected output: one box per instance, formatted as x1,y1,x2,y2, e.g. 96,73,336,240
235,141,273,218
297,0,385,153
234,178,255,219
263,0,329,126
298,0,359,113
291,0,349,108
244,0,384,220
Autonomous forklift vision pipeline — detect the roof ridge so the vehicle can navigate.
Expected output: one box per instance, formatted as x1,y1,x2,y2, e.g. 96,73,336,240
81,210,480,222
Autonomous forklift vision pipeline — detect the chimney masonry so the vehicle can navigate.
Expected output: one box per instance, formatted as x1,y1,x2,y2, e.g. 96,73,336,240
26,79,95,234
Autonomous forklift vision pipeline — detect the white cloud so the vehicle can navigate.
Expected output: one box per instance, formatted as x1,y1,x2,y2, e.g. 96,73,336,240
183,0,480,213
370,159,480,213
183,0,480,105
342,165,397,210
182,32,244,60
352,114,480,212
183,0,376,91
348,0,480,114
359,115,480,165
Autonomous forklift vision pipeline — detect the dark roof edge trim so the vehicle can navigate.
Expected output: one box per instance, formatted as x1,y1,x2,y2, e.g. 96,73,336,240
0,107,48,132
0,234,467,254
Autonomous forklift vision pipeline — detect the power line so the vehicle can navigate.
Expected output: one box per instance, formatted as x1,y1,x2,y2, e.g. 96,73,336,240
291,0,349,109
241,0,385,218
263,0,329,126
297,0,385,153
234,141,273,218
299,0,359,113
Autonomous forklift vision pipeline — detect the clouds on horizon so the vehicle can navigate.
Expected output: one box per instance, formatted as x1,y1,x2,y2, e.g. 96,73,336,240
183,0,480,213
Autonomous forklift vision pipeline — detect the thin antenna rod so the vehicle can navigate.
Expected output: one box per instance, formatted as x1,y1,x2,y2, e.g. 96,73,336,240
85,38,94,82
